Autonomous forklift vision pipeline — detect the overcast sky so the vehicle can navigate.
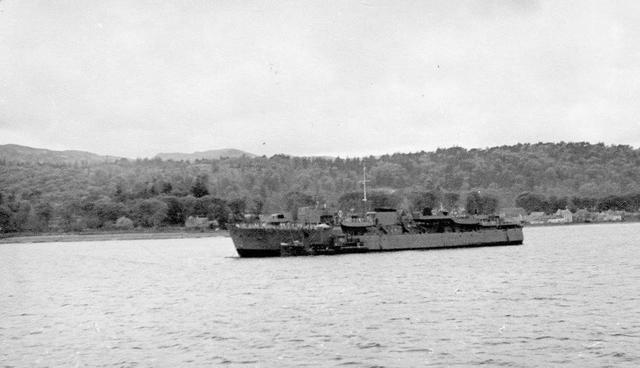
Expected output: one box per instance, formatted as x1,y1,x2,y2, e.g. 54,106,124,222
1,1,639,158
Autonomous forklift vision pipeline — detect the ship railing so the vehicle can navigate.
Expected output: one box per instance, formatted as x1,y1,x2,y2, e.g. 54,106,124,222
235,222,326,230
342,217,373,224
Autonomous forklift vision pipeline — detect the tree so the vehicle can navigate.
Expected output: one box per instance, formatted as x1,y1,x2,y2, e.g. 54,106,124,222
408,191,439,213
194,195,230,228
596,195,629,212
12,201,32,232
515,192,548,213
466,192,499,215
570,196,598,211
33,202,53,232
161,196,186,225
252,198,264,215
368,191,402,209
0,205,14,233
370,162,407,187
160,181,173,194
228,198,247,222
115,216,134,230
114,182,126,201
335,190,402,212
132,198,168,227
283,191,315,220
338,192,366,212
466,192,482,215
481,195,499,215
191,175,210,198
95,199,126,226
58,200,84,232
442,192,460,211
179,195,199,219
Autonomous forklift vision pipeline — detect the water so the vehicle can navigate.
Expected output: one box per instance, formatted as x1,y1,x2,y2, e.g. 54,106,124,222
1,223,639,367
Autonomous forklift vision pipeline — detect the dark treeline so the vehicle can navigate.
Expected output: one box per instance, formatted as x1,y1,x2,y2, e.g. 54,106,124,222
1,142,640,233
515,192,640,214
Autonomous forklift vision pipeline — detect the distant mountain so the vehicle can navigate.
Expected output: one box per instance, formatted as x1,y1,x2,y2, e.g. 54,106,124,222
0,144,121,164
154,149,256,161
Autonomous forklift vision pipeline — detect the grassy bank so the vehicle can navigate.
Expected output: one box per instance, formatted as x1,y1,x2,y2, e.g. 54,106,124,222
0,229,229,244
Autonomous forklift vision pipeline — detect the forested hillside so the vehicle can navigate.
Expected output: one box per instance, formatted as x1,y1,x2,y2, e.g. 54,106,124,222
1,142,639,233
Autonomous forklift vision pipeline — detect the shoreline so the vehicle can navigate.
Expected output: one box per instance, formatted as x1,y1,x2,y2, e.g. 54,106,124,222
0,230,229,245
2,219,637,245
522,219,639,228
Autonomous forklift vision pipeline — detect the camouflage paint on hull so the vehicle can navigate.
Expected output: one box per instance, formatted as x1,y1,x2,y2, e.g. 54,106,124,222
230,225,523,257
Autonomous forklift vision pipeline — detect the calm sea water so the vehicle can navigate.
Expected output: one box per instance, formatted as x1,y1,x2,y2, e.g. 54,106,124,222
1,223,639,367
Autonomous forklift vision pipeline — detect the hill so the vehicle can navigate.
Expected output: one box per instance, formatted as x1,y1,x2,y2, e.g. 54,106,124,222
154,149,255,161
0,144,121,164
1,142,639,234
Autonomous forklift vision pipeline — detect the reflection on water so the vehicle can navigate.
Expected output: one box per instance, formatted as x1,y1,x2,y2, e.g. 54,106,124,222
1,223,640,367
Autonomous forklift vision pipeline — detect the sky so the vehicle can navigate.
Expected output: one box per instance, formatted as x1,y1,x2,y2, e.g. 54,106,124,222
1,0,639,158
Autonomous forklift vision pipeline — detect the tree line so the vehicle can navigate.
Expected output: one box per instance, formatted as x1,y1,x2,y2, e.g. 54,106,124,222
1,142,640,233
515,192,640,214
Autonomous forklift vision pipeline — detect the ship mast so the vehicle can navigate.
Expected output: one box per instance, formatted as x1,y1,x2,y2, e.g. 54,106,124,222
360,165,369,215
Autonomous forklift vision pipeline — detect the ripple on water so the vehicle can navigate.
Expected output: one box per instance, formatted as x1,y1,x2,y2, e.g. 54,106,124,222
1,226,640,367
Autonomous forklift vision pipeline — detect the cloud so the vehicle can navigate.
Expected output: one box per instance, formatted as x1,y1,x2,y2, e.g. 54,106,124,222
0,0,639,157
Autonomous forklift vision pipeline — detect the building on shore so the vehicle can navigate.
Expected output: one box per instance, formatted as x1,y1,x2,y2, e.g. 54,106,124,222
596,210,623,222
522,208,630,225
525,211,547,225
499,207,527,223
573,209,593,223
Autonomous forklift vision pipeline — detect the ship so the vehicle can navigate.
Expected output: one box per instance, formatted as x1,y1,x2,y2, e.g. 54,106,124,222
230,208,523,257
229,168,523,257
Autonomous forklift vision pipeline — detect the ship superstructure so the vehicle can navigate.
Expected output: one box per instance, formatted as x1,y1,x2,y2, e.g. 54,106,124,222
230,208,523,257
229,167,523,257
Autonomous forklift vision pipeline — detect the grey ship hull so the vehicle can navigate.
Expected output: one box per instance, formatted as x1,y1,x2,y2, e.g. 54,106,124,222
230,226,523,257
229,226,334,257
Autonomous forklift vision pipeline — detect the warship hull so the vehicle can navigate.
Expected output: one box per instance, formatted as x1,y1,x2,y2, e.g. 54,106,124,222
230,225,523,257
